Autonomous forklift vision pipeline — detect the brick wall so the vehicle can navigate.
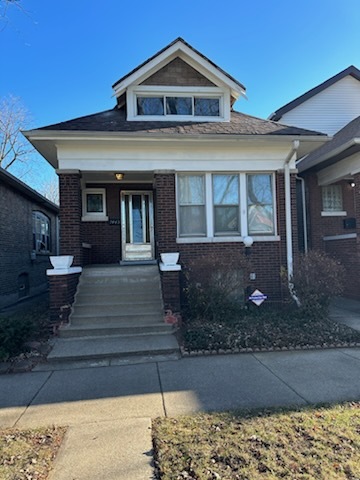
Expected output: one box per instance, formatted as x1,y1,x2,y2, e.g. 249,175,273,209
303,172,359,298
48,273,80,328
154,172,295,308
141,57,215,87
59,172,83,265
0,180,58,308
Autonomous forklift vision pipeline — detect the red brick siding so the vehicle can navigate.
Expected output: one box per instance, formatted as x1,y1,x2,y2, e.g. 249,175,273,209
81,183,154,264
48,273,80,328
59,173,83,266
325,238,359,299
0,180,58,308
154,172,295,306
303,173,356,250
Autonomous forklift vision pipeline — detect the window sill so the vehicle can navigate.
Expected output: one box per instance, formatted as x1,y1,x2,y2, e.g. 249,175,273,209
321,211,347,217
176,235,280,244
81,215,109,222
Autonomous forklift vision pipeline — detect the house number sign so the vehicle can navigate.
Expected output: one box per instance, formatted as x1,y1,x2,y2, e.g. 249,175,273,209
109,218,121,225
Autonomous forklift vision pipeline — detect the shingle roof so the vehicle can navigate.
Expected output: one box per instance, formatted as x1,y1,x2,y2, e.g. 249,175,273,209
36,108,325,137
270,66,360,121
298,115,360,172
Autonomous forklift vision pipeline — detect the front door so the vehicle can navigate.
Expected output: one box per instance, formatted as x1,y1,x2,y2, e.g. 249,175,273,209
121,191,155,261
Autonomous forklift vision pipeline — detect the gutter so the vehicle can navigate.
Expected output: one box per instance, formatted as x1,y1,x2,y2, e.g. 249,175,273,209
284,140,301,306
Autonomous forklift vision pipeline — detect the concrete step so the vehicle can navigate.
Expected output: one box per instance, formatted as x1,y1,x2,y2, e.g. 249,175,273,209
75,290,161,302
70,312,164,326
46,333,180,363
59,322,175,338
82,265,159,277
79,276,160,286
73,300,162,313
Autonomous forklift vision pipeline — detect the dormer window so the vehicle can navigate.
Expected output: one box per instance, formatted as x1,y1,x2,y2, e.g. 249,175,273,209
136,94,220,118
127,85,230,122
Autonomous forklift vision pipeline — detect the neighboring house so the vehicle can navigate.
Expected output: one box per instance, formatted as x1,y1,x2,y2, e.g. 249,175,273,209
271,66,360,299
0,168,59,308
23,38,326,323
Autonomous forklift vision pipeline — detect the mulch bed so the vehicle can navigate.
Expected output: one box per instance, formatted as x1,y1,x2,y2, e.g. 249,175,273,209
181,309,360,354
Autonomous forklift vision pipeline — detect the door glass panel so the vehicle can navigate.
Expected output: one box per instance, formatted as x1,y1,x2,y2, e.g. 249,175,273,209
132,195,143,243
145,195,150,243
125,195,130,243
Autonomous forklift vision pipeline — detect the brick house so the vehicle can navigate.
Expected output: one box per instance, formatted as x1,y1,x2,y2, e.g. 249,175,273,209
271,66,360,299
0,168,59,308
23,38,327,325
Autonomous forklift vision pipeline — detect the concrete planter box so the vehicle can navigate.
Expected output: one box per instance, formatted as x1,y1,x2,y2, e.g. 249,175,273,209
50,255,74,269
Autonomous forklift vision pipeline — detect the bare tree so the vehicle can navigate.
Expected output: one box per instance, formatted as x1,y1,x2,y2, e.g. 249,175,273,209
40,176,60,205
0,95,34,170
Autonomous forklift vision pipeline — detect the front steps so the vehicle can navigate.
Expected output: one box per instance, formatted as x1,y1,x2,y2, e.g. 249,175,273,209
41,265,180,369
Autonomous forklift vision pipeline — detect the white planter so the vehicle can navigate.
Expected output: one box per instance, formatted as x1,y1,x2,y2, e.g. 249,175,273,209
160,252,179,266
50,255,74,269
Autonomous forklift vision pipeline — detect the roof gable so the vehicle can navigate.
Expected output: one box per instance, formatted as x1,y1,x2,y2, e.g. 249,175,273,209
112,37,246,101
270,65,360,121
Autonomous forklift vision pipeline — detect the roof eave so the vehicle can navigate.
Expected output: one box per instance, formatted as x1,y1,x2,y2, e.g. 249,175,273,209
298,138,360,172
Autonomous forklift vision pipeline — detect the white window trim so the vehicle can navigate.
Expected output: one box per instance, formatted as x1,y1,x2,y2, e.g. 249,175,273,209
176,172,277,243
127,85,230,122
82,188,108,222
321,211,347,217
33,211,51,254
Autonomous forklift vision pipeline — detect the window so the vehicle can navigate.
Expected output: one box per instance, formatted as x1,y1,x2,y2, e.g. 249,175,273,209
136,95,220,118
33,212,51,253
178,175,206,236
247,174,275,235
177,173,276,240
82,188,108,221
322,185,343,212
213,174,240,235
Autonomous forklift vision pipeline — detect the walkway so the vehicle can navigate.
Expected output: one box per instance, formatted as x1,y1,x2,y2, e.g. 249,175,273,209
1,347,360,479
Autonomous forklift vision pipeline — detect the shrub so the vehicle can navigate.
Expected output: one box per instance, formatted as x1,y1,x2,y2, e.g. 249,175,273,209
286,250,345,319
183,254,250,323
0,315,36,361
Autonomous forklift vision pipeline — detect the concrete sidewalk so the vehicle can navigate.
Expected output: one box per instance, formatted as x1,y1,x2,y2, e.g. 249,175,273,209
1,348,360,479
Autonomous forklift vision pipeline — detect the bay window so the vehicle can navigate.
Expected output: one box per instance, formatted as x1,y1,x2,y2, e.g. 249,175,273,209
177,173,276,240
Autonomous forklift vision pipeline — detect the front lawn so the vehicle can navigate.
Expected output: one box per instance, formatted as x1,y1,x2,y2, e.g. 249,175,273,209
153,402,360,480
182,308,360,353
0,426,66,480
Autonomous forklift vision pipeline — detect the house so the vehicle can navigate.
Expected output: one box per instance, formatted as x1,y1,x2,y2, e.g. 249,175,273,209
23,38,327,326
0,168,59,309
271,66,360,299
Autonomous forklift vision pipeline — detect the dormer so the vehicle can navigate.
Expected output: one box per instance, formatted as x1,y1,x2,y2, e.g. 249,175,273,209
112,38,246,122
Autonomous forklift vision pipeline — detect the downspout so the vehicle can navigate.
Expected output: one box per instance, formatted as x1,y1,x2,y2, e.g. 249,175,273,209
295,175,308,253
284,140,300,306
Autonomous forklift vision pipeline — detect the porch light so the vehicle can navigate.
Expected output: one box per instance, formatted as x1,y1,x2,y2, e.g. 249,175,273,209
243,236,254,256
115,173,125,181
350,181,356,188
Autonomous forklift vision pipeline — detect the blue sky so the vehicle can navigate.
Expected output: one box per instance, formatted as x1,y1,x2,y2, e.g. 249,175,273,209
2,0,360,192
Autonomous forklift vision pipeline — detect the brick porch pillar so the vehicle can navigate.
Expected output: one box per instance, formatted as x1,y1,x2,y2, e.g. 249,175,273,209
154,172,181,313
58,170,83,266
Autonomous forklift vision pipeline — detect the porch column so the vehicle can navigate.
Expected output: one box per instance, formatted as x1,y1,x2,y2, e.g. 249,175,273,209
58,170,83,266
354,173,360,264
154,172,181,313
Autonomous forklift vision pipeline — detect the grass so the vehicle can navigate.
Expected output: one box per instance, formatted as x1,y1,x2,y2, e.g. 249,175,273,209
153,402,360,480
0,426,67,480
182,307,360,352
